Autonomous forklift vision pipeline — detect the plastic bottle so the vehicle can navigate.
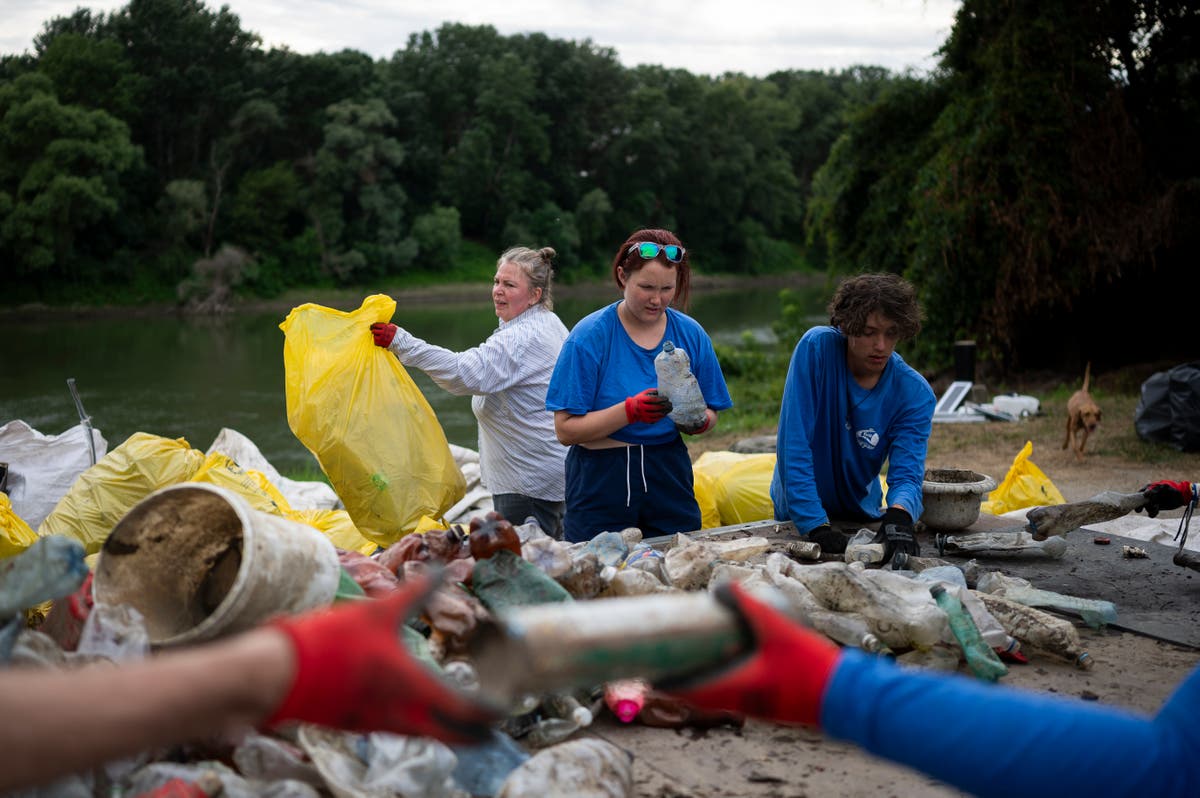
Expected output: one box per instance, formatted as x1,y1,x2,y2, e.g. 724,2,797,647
976,571,1117,629
892,552,974,588
496,738,632,798
471,550,572,613
0,535,89,617
936,531,1068,560
604,679,649,723
469,513,522,560
929,583,1008,682
545,691,595,728
654,341,707,429
785,540,822,561
451,729,530,796
974,591,1094,669
844,528,884,565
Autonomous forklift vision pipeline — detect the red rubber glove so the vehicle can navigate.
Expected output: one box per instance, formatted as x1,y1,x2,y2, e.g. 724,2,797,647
661,582,842,727
265,576,498,742
1138,480,1195,518
370,322,398,348
625,388,672,424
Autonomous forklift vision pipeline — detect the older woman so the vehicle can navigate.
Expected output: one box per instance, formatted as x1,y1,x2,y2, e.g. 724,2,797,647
546,228,732,542
370,247,569,538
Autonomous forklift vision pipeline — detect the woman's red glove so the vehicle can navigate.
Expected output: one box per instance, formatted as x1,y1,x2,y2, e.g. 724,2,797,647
660,582,842,727
370,322,398,348
625,388,672,424
266,576,498,743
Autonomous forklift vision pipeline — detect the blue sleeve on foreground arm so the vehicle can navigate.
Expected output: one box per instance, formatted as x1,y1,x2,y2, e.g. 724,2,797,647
821,650,1200,798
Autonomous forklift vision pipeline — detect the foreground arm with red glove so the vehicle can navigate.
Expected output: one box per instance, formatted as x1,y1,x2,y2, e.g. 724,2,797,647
0,577,497,793
663,582,1200,798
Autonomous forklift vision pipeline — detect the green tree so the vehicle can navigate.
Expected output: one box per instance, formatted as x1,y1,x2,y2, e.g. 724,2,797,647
442,51,551,238
0,73,139,283
37,32,144,120
411,205,462,266
305,98,415,281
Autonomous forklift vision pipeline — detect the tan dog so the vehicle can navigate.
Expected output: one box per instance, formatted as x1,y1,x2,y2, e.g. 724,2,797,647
1063,363,1102,460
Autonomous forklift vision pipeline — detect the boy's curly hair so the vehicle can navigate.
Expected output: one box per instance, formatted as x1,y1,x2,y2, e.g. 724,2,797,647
828,273,923,340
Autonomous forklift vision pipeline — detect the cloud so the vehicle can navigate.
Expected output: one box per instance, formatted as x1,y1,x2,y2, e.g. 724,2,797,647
1,0,959,75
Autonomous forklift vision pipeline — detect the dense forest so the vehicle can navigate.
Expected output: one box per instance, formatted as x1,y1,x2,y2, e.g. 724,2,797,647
1,0,1197,371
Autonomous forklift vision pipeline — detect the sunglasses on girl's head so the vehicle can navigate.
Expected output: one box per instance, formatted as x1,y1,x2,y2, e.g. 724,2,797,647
628,242,686,263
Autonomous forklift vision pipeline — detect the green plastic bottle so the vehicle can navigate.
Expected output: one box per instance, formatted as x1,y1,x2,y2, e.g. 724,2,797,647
929,583,1008,683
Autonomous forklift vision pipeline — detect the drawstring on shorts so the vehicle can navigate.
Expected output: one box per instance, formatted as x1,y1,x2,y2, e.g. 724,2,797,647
624,444,648,507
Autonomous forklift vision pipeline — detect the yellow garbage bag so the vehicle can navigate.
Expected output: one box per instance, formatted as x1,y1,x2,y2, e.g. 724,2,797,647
980,440,1066,515
0,493,37,559
692,469,722,529
190,452,293,516
693,451,777,526
286,508,378,556
280,295,466,547
38,433,204,555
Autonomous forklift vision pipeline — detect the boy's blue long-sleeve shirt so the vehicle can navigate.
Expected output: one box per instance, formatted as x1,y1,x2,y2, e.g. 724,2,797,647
823,650,1200,797
770,326,935,534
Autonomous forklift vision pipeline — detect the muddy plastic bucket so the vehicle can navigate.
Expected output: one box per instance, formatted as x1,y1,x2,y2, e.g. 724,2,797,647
94,482,340,647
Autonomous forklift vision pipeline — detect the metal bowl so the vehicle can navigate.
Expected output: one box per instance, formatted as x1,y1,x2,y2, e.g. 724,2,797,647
920,468,997,531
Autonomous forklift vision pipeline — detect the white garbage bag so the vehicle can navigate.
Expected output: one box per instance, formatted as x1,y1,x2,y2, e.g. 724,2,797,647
0,420,107,528
206,428,339,511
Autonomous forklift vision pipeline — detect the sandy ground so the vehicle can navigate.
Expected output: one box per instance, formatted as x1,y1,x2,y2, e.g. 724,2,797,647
587,421,1200,798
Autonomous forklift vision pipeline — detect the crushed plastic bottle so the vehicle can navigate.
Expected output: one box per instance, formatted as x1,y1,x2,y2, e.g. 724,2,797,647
496,738,633,798
976,571,1117,629
936,531,1068,560
974,591,1094,669
0,535,89,617
844,528,884,564
654,341,707,429
930,583,1008,682
891,552,973,583
785,541,822,561
472,550,572,612
452,730,530,797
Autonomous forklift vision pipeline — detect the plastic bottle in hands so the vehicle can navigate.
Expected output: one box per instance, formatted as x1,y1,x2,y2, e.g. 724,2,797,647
654,341,707,430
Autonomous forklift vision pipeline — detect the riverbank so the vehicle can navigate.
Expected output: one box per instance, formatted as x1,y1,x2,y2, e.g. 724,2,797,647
0,271,826,321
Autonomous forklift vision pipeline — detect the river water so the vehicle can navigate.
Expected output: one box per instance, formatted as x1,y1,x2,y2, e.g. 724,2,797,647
0,280,826,475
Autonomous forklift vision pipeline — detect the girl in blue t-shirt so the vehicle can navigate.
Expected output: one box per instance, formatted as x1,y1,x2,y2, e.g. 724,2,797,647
545,228,733,542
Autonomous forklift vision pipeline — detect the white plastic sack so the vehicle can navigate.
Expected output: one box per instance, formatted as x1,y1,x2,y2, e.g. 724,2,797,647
0,420,107,528
206,427,339,511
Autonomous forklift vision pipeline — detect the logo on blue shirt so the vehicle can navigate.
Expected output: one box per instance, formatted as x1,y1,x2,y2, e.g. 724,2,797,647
856,428,880,450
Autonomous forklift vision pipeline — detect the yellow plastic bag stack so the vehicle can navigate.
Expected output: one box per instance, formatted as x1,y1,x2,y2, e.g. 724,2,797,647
980,441,1066,516
38,433,205,554
0,493,37,559
286,508,378,556
190,452,293,516
280,294,466,547
693,451,777,526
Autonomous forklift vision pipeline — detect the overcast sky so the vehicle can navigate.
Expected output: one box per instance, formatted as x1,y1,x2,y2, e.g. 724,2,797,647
2,0,960,77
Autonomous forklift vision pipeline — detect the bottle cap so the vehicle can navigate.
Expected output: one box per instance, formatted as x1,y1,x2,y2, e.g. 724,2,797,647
613,699,640,723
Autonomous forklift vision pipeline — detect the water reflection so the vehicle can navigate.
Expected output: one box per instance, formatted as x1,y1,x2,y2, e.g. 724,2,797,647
0,280,825,475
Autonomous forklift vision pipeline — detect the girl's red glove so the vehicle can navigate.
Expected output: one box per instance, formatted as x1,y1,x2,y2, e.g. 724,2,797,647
266,576,498,743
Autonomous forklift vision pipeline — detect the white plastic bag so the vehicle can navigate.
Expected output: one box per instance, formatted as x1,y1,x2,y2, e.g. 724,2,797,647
0,420,107,528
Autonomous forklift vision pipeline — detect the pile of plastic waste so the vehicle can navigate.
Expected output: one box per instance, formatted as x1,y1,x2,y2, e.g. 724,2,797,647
0,420,1117,797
